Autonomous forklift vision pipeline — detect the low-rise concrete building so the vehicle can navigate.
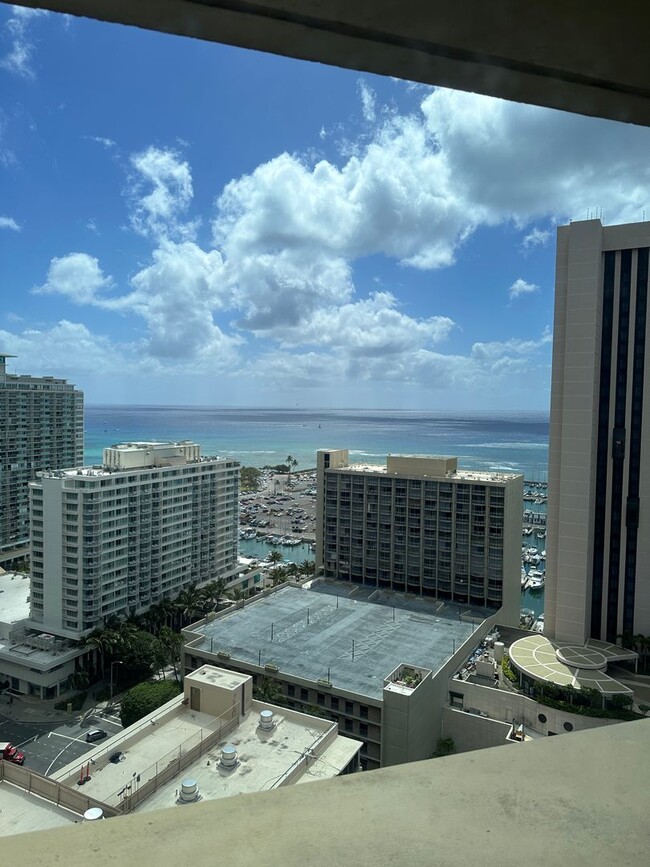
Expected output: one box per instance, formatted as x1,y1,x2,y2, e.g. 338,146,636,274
183,581,499,769
51,665,360,818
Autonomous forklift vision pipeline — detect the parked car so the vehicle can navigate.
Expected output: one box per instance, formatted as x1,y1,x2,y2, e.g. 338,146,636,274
0,741,25,764
85,728,107,743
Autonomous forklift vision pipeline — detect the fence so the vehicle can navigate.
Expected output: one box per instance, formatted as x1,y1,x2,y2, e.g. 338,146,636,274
0,760,118,818
107,706,241,813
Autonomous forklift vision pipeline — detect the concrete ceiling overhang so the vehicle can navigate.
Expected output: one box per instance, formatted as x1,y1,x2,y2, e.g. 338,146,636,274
6,0,650,127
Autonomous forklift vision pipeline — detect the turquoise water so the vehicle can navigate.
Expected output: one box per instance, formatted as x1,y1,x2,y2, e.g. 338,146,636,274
85,406,549,480
239,537,315,563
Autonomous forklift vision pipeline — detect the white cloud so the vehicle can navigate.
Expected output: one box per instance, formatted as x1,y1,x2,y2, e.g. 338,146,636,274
276,291,455,357
522,227,552,249
84,135,116,149
128,147,195,241
0,215,20,231
33,253,113,305
0,320,126,377
358,79,376,123
0,6,48,79
508,278,539,300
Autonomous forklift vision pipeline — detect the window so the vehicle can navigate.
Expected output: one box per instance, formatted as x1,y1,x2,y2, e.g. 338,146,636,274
300,688,309,702
287,684,295,698
345,700,354,714
344,719,353,733
330,696,339,710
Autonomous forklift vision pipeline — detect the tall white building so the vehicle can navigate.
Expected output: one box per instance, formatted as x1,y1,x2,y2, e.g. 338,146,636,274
546,219,650,643
316,451,523,625
0,354,83,565
29,441,239,639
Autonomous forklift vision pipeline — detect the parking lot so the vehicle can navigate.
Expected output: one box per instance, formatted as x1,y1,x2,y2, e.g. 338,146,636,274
0,704,123,777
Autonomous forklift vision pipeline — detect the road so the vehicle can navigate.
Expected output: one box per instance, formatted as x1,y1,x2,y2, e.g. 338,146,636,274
0,704,123,777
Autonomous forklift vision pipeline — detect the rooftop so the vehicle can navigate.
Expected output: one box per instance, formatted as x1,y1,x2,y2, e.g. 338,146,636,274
54,669,359,811
0,571,31,627
186,584,479,699
0,785,79,838
7,719,649,866
509,634,637,696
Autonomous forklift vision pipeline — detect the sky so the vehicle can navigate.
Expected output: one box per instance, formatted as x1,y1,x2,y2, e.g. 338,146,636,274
1,7,650,411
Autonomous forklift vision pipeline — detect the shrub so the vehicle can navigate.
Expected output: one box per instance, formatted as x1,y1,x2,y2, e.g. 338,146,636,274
120,681,182,728
501,656,518,684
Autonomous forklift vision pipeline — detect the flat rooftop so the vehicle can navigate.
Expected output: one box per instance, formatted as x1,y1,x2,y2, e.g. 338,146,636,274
0,785,79,838
55,695,358,810
330,462,521,483
188,585,478,699
0,571,30,626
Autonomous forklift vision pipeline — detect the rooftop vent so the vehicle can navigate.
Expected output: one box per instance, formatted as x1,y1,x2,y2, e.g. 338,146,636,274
82,807,104,821
177,777,201,804
220,744,238,770
259,709,275,731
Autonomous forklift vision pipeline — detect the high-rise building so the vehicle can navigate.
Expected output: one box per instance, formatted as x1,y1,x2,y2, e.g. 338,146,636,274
28,441,240,639
0,354,83,566
546,219,650,643
315,451,523,625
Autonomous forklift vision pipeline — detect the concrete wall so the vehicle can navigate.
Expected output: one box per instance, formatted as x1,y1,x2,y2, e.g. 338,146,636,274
381,667,435,766
449,678,623,736
441,706,513,753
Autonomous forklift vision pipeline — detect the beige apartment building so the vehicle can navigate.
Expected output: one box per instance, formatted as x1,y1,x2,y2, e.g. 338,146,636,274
546,220,650,644
316,451,523,626
0,354,83,565
28,442,240,639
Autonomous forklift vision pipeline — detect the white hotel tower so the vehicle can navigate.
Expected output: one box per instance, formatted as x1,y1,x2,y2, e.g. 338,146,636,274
28,442,240,639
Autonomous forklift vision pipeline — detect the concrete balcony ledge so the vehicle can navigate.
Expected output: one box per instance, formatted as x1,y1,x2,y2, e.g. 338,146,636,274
5,719,649,866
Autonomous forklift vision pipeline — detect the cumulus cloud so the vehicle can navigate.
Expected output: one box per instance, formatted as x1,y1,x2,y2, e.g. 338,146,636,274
34,253,113,305
508,278,539,300
119,241,238,362
0,320,126,376
276,291,455,356
128,147,195,241
0,215,20,231
0,6,48,79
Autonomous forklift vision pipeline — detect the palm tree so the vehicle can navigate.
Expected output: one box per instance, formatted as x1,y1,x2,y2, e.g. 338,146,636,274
200,578,226,613
300,559,315,576
159,626,182,682
175,583,204,627
268,550,283,566
285,455,298,485
84,627,118,678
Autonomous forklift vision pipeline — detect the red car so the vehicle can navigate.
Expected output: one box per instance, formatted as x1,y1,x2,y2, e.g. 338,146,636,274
0,742,25,764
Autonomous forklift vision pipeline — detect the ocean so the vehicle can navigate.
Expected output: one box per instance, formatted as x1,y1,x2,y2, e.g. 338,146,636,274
85,407,549,481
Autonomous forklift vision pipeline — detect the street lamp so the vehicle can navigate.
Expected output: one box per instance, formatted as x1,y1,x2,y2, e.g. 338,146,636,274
109,660,123,701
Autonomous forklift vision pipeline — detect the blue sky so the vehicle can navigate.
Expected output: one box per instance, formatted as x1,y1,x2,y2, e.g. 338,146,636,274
1,7,650,410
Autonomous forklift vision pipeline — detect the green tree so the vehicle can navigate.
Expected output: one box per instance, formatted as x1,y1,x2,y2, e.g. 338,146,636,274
158,626,182,682
120,681,182,727
175,583,204,627
240,466,263,492
285,455,298,484
300,559,315,575
253,677,284,705
84,627,118,678
268,550,283,565
200,579,226,613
